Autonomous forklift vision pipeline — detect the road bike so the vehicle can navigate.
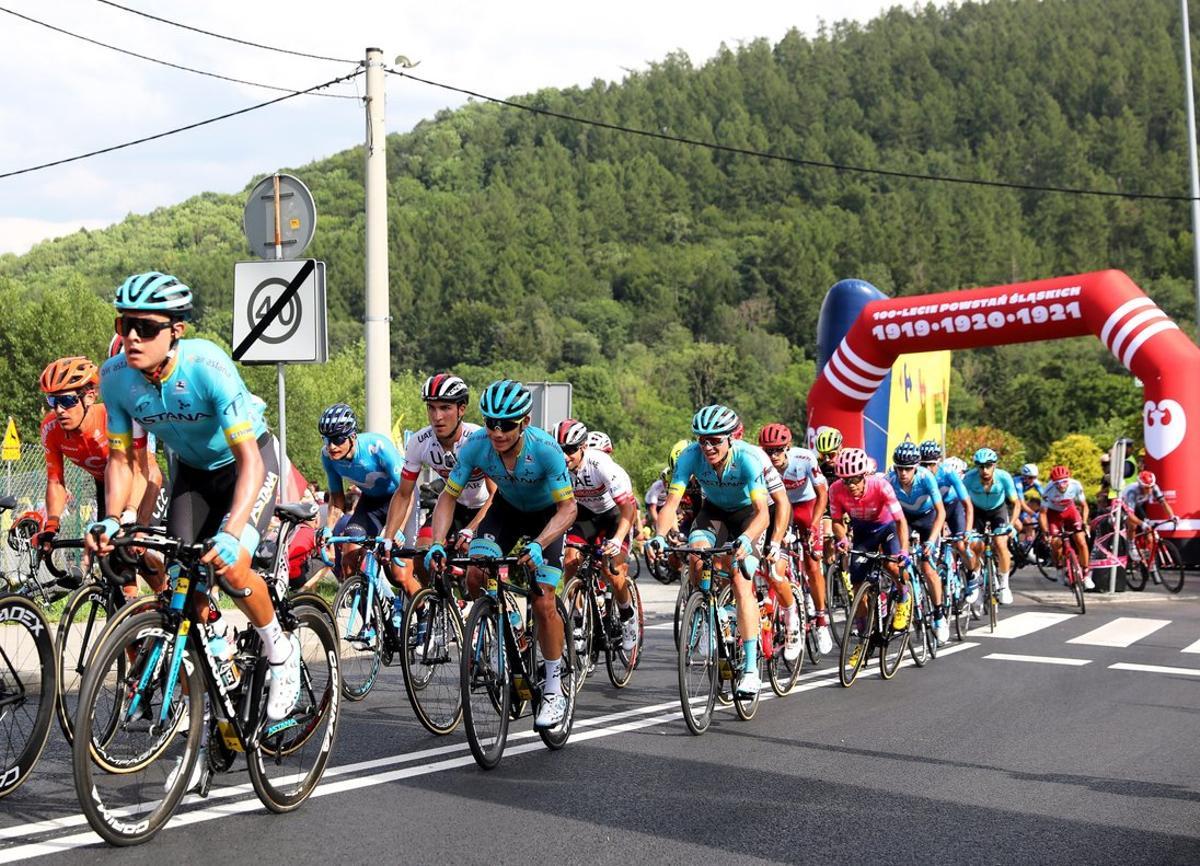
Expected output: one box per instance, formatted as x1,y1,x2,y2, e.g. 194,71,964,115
938,533,972,641
782,532,826,665
0,590,57,800
1090,502,1187,594
838,550,910,686
72,530,340,846
1049,526,1087,614
905,534,939,666
400,547,466,736
824,547,853,649
969,524,1011,633
563,539,644,692
758,555,804,695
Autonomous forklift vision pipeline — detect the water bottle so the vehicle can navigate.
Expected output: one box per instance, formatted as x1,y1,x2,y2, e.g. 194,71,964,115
208,622,240,690
718,603,735,643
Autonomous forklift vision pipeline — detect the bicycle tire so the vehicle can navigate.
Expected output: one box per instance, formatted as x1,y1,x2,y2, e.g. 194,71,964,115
460,596,510,769
983,561,998,633
925,585,940,659
677,591,718,735
400,587,464,736
331,574,383,701
1126,555,1148,591
56,582,118,744
672,580,690,648
1063,545,1086,614
825,558,851,649
713,585,735,707
769,580,804,695
536,595,578,751
838,581,874,687
1154,538,1186,594
563,578,595,696
72,608,201,846
605,579,643,689
627,552,642,581
0,595,57,800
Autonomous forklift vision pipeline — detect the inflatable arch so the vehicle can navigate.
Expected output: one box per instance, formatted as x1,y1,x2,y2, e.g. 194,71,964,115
806,270,1200,547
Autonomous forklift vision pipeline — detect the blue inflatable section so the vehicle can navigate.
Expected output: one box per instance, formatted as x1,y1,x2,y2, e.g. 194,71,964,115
816,279,891,467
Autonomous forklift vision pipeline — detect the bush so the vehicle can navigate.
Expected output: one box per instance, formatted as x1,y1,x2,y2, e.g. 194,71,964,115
945,425,1026,470
1040,434,1105,498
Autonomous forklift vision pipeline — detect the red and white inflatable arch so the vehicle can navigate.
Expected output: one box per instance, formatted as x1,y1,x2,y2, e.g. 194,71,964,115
806,270,1200,543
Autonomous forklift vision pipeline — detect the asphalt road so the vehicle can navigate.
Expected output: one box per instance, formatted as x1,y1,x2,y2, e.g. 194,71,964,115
3,568,1199,864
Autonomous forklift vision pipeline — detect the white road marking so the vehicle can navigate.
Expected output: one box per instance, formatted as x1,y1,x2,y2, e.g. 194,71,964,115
1181,637,1200,654
1109,662,1200,677
974,611,1076,639
983,653,1091,667
1067,617,1171,648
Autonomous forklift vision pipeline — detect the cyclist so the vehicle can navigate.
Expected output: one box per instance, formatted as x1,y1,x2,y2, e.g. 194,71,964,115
814,426,842,482
647,439,698,576
1120,470,1177,560
759,422,833,656
887,442,948,643
318,403,405,588
586,430,613,454
1039,464,1093,587
382,374,494,596
827,447,911,659
962,447,1021,606
86,271,299,724
650,405,770,697
556,419,640,653
919,440,973,579
1015,463,1042,545
424,380,577,729
644,469,668,527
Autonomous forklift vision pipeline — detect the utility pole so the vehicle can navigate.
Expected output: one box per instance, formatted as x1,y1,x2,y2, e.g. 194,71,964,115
1181,1,1200,340
364,47,392,433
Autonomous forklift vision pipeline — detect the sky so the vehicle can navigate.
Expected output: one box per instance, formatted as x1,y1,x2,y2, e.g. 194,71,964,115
0,0,927,256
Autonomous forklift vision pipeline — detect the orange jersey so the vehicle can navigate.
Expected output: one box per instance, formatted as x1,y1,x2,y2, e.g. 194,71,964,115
41,406,109,482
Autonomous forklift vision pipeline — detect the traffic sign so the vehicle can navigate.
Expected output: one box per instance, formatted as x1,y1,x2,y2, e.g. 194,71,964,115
232,259,328,364
2,417,20,461
526,382,573,431
243,173,317,261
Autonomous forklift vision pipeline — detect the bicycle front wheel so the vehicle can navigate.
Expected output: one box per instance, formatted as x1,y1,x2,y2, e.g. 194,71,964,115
0,595,57,800
562,578,595,696
1064,548,1086,615
331,575,383,700
825,559,851,648
769,590,803,696
677,591,718,735
460,596,510,769
534,596,578,751
400,588,464,735
1154,539,1186,594
839,582,874,687
56,583,118,744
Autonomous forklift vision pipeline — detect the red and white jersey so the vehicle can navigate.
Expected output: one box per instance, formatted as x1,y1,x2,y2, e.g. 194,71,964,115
645,477,667,509
402,422,489,508
570,448,636,514
778,447,827,504
748,444,785,495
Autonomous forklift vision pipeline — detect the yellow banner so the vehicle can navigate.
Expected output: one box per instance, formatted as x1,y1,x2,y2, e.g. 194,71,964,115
886,351,951,459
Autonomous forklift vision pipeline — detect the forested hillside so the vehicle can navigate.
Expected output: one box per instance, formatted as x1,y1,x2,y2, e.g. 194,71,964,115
0,0,1192,484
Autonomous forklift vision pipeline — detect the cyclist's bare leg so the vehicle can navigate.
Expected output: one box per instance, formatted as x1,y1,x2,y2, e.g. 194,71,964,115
605,555,632,607
724,554,760,643
922,559,943,606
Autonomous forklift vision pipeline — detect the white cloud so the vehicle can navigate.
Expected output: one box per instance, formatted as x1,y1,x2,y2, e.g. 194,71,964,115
0,216,112,255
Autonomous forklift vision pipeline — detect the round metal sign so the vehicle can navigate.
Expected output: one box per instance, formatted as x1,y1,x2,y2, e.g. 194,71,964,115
242,173,317,261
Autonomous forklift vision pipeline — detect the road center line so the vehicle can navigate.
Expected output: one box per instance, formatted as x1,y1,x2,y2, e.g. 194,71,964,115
983,652,1091,666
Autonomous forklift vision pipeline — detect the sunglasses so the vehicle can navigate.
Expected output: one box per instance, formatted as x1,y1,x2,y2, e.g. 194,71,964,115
763,447,787,456
46,393,82,409
844,474,866,485
921,461,939,468
485,417,521,432
698,436,727,449
116,316,175,340
561,444,582,455
325,434,352,447
895,464,916,471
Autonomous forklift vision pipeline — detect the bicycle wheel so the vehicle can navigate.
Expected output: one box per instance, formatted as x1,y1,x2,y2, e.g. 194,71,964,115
1064,547,1086,614
56,583,117,744
672,580,690,648
1032,533,1054,581
535,595,578,751
331,575,383,700
880,583,910,680
72,609,201,846
924,586,939,659
825,559,851,648
400,588,464,735
562,578,594,696
249,599,341,812
839,581,874,687
908,590,930,668
0,595,57,799
460,596,510,769
1125,548,1148,590
1152,538,1186,594
605,580,643,689
769,591,803,696
983,562,998,633
677,591,718,735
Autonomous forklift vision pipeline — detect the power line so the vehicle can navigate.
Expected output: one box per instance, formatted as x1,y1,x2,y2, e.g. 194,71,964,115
93,0,355,64
0,6,356,99
388,69,1194,203
0,70,362,181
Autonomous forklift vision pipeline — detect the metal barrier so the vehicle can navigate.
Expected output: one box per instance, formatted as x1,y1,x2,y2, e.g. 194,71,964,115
1,442,94,579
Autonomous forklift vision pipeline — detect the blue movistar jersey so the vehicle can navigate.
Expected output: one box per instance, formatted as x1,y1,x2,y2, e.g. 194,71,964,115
669,440,768,512
446,425,573,512
885,466,943,516
962,467,1019,511
322,432,404,499
933,464,968,506
101,339,267,471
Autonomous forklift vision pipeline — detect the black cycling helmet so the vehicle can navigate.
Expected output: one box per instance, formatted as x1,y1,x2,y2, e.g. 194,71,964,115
318,403,357,438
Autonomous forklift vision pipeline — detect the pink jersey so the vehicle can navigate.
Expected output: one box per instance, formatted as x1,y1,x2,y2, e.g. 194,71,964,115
829,475,903,527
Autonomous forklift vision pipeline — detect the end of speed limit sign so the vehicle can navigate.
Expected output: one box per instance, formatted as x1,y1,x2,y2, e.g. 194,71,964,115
232,259,328,364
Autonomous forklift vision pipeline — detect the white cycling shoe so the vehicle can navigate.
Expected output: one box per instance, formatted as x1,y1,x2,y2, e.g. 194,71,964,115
534,692,567,729
1083,574,1096,590
735,668,761,698
620,616,639,653
266,634,302,722
934,618,950,644
815,623,834,656
998,585,1014,605
783,626,803,663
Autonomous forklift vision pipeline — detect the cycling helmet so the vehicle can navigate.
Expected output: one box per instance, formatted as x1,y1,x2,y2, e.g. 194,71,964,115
731,421,745,440
107,334,124,358
892,441,920,467
667,438,689,471
814,426,843,454
555,418,588,448
421,373,469,404
479,379,532,420
834,447,871,478
867,457,878,474
918,439,942,462
1049,465,1070,482
39,357,99,393
1020,463,1039,478
114,271,193,317
973,447,999,465
757,423,792,449
691,404,739,436
1138,470,1157,486
318,403,357,438
944,456,967,476
586,430,613,453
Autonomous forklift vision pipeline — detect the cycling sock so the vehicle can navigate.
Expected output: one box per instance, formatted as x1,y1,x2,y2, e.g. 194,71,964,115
784,603,799,629
619,602,634,620
998,570,1010,588
742,638,758,672
256,618,289,664
543,657,562,696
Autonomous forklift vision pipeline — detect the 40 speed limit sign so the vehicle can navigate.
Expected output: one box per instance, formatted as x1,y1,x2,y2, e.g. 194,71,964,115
232,259,328,364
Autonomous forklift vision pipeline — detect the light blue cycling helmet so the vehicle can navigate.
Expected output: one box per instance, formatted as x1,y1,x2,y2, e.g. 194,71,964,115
479,379,532,420
973,447,999,465
114,271,193,317
893,441,920,467
918,439,942,462
691,404,739,436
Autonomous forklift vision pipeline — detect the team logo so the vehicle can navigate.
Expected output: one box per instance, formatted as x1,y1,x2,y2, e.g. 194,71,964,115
174,379,187,392
1144,399,1186,459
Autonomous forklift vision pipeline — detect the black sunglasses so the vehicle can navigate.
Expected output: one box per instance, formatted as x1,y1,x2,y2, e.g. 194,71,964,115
485,417,521,432
116,316,175,340
46,393,83,409
561,444,582,455
763,447,787,456
324,434,352,447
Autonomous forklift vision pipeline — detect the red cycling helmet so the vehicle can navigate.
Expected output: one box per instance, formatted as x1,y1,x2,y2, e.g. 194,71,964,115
757,423,792,449
1049,465,1070,482
555,418,588,448
1138,470,1156,486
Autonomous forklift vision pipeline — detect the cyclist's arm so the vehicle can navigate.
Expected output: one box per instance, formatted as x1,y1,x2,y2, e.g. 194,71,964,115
931,498,945,541
811,478,828,525
45,478,67,525
613,497,636,546
768,485,789,545
136,454,162,526
535,496,578,552
102,448,134,526
462,478,498,534
321,450,344,529
127,443,149,520
382,473,417,540
1075,490,1089,526
896,512,910,553
655,489,683,538
742,494,770,555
